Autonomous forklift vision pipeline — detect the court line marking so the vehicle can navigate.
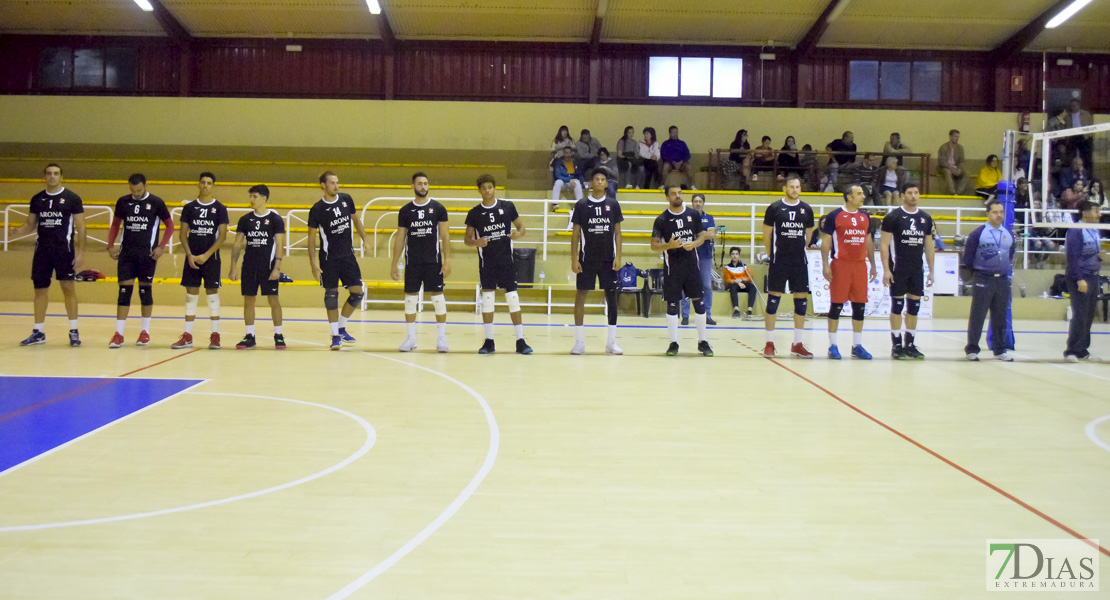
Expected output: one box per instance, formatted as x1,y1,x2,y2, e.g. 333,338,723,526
742,342,1110,559
1085,415,1110,453
118,348,202,377
0,391,376,532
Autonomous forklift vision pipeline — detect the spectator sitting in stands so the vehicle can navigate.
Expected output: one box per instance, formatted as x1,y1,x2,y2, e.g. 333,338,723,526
1059,156,1089,193
1060,179,1089,210
551,145,584,208
882,132,910,167
639,127,661,189
823,131,857,190
937,129,969,195
778,135,801,174
616,126,644,189
722,129,751,188
974,154,1002,201
878,156,907,206
660,125,696,189
551,125,575,159
799,144,818,189
1047,107,1069,132
1014,177,1030,210
576,129,601,171
1014,138,1031,175
1029,198,1068,268
723,247,759,320
852,152,882,204
750,136,778,181
1067,97,1095,166
1090,180,1110,237
809,214,828,248
596,148,620,199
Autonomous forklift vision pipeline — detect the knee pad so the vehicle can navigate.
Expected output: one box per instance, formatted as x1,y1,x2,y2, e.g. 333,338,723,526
482,291,495,313
118,285,134,307
324,290,339,310
851,302,866,321
692,299,706,315
404,295,418,315
138,285,153,307
666,301,680,316
184,293,199,317
906,297,921,316
828,302,844,320
765,294,781,315
347,292,363,308
890,296,905,315
431,294,447,316
505,290,521,313
794,297,808,316
206,293,220,317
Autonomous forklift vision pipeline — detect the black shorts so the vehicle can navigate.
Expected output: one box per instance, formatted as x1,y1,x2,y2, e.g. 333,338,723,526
663,262,702,303
241,266,279,297
767,262,810,294
321,255,363,289
479,262,517,292
576,259,617,291
181,255,222,289
31,246,76,289
404,263,445,294
889,266,925,297
118,252,157,284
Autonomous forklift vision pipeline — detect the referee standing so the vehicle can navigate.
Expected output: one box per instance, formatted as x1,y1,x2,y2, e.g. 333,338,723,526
1063,201,1105,362
963,200,1016,361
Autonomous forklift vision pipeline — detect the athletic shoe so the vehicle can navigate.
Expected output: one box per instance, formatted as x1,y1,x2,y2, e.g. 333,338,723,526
996,351,1014,362
891,342,905,360
762,342,776,358
478,339,495,354
698,340,714,357
398,337,418,352
171,332,193,349
828,344,842,360
436,337,449,353
666,341,680,356
790,343,814,359
681,316,689,326
966,352,979,361
706,316,718,326
904,344,925,360
236,334,256,349
68,329,81,347
1080,354,1101,362
208,332,221,350
136,330,150,346
851,345,873,360
109,332,124,348
605,341,623,355
274,334,286,349
1065,354,1080,363
570,340,586,355
338,327,356,344
330,335,342,351
516,338,533,355
732,309,741,319
743,312,757,321
20,330,46,346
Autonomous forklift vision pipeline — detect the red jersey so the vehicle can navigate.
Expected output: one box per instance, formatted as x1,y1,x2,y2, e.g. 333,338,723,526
821,207,870,262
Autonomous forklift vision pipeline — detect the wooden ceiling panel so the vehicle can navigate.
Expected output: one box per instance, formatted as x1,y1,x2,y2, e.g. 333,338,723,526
0,0,165,36
162,0,379,38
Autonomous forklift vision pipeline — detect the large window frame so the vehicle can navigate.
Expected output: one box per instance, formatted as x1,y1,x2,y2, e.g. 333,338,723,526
849,60,941,103
649,56,743,99
39,46,137,91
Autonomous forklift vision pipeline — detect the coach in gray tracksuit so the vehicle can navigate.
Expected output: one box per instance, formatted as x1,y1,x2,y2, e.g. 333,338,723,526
1064,201,1105,361
963,200,1016,361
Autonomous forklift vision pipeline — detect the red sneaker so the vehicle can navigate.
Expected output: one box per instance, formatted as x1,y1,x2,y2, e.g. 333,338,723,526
109,332,124,348
171,332,193,349
208,332,221,350
790,342,814,359
136,330,150,346
762,342,776,358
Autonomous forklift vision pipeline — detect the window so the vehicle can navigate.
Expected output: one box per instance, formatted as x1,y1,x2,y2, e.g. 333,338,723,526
39,47,137,90
912,61,942,102
649,57,743,98
849,61,878,100
879,62,910,100
850,60,941,103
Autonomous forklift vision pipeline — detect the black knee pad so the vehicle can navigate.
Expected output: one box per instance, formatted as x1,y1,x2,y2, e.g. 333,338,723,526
138,285,153,306
906,297,921,316
117,285,134,307
324,290,339,310
692,299,706,315
666,302,680,316
794,297,808,316
828,302,844,320
347,292,363,308
765,294,781,315
891,296,905,315
851,302,866,321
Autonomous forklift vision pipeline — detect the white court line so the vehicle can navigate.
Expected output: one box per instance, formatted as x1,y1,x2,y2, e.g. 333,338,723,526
1085,415,1110,454
0,391,376,532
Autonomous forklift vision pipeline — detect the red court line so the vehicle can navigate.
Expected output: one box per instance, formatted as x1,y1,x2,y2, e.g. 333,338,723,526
118,348,200,377
755,345,1110,559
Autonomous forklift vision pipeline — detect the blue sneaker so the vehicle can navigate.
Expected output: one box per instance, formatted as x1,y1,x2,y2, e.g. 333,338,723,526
20,330,46,346
338,327,356,344
330,335,342,350
827,344,842,360
851,345,873,360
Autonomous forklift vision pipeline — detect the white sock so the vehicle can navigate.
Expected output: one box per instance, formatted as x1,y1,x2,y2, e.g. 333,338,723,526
407,322,416,339
246,324,255,335
483,322,494,339
906,329,916,337
141,317,151,332
667,314,679,342
116,320,126,335
514,324,524,339
274,325,283,334
437,322,446,337
34,322,44,332
184,320,194,334
793,329,803,344
329,321,339,336
607,324,617,344
68,319,78,330
575,326,585,343
694,312,707,342
891,328,900,338
765,329,774,343
211,319,220,333
829,329,838,346
339,315,349,329
853,331,863,347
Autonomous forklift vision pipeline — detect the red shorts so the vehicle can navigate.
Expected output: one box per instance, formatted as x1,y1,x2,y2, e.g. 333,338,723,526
830,260,868,304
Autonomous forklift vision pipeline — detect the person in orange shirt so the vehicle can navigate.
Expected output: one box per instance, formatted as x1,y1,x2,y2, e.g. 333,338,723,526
723,247,759,320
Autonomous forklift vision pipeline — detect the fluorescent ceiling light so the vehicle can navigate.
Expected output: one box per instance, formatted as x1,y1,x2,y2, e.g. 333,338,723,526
1045,0,1093,29
366,0,382,15
827,0,852,23
133,0,154,11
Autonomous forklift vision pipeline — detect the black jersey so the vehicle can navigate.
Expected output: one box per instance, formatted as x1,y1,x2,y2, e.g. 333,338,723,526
307,193,358,262
180,199,229,256
29,188,83,252
237,210,285,271
762,198,815,265
881,207,934,271
571,195,623,263
398,198,449,265
652,206,704,269
465,200,519,267
114,193,171,256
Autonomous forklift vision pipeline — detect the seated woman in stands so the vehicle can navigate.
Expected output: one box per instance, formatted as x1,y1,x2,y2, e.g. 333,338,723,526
639,127,661,189
878,156,907,206
973,154,1002,201
615,126,644,189
1059,178,1089,210
778,135,801,176
723,247,759,320
722,129,751,189
749,136,778,181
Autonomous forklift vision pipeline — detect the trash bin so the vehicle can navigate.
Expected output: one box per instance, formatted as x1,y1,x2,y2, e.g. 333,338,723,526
513,247,537,288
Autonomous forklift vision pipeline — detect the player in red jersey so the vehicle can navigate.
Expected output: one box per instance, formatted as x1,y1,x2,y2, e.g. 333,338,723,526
820,184,876,360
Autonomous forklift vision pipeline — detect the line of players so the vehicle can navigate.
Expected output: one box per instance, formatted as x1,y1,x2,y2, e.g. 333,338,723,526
13,165,934,359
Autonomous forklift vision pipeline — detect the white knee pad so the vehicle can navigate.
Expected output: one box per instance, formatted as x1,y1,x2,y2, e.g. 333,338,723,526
482,291,496,313
404,295,419,315
505,290,521,313
432,294,447,316
184,293,199,317
206,293,220,317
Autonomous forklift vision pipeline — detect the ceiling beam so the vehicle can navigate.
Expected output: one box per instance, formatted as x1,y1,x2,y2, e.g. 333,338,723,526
376,10,396,53
795,0,844,55
990,0,1074,63
149,0,191,44
589,0,606,53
